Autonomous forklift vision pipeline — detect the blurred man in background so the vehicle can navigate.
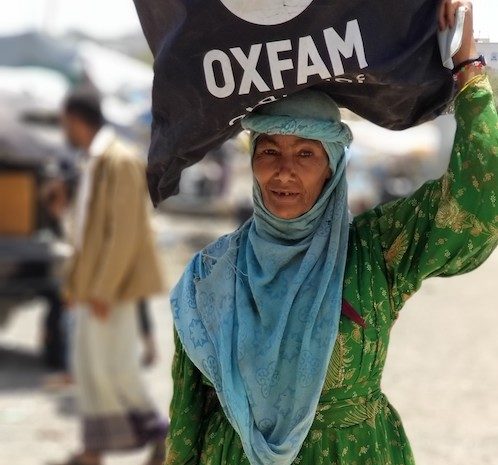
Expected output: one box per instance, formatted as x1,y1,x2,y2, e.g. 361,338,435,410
58,88,167,465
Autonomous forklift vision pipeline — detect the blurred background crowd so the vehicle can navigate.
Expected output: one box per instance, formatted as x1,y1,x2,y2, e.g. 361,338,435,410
1,1,498,465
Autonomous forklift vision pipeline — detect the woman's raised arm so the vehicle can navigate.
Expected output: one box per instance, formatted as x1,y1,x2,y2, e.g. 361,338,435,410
361,1,498,315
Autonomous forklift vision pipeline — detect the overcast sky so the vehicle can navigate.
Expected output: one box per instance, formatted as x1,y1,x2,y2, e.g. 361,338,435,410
1,0,497,41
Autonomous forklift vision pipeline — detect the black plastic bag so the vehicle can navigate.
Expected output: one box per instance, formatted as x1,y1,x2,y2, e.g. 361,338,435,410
134,0,454,204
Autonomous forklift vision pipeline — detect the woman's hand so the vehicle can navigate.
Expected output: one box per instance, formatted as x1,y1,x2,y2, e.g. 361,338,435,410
438,0,477,64
438,0,470,31
439,0,482,89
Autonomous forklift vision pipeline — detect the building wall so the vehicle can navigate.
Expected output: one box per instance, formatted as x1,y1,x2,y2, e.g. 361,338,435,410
476,42,498,71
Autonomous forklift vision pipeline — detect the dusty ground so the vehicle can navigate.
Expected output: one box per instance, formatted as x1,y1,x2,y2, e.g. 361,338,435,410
1,214,497,465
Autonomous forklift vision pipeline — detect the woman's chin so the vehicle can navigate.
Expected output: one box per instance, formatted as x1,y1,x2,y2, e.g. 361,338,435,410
265,203,306,220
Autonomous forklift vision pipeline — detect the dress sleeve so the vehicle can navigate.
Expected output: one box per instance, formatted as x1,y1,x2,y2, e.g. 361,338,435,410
165,331,207,465
372,74,498,314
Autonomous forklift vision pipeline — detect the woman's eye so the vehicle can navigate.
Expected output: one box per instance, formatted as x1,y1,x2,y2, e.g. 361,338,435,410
299,150,313,158
263,149,278,156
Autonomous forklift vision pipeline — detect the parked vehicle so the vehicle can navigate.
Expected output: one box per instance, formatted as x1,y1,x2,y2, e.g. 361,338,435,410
0,92,75,366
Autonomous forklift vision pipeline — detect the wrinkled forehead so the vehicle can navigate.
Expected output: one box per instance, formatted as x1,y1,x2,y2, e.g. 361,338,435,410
255,133,325,149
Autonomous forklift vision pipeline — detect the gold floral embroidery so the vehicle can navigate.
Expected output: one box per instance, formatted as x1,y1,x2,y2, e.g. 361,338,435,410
324,333,353,390
351,326,362,344
310,430,323,443
384,230,408,269
435,196,468,232
165,447,179,465
489,224,498,243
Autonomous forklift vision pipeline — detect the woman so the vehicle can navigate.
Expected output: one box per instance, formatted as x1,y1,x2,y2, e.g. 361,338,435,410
167,1,497,464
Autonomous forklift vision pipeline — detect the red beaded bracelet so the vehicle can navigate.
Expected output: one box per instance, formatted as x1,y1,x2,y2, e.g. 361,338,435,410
452,59,486,82
452,55,486,74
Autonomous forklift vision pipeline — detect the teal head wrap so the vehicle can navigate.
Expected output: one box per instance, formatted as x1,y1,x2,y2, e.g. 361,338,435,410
243,90,352,240
171,90,352,465
245,89,350,170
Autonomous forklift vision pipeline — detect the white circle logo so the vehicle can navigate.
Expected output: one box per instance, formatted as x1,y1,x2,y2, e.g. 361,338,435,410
219,0,315,26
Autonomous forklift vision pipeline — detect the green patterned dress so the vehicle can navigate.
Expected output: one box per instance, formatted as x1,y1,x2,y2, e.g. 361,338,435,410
166,75,498,465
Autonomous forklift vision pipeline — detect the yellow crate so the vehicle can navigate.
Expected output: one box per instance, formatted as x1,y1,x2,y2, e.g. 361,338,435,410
0,172,36,236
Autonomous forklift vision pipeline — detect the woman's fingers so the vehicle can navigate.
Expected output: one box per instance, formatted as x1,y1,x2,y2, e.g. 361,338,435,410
438,0,449,30
438,0,470,31
453,1,476,67
448,2,457,28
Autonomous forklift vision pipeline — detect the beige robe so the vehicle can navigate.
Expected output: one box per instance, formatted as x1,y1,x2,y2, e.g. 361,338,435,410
64,137,164,304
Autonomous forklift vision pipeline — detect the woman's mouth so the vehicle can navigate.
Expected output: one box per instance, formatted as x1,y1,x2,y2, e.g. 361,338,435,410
270,189,300,200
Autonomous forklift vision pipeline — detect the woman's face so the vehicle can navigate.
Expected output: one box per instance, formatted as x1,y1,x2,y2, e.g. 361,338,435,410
253,134,332,219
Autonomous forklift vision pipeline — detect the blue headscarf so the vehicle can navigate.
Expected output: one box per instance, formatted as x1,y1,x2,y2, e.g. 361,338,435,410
171,90,352,465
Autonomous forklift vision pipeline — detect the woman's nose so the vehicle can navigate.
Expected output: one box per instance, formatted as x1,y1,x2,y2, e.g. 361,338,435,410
275,156,295,182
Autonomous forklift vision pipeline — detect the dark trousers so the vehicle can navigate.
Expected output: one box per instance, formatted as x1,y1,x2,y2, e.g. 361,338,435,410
43,287,68,370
